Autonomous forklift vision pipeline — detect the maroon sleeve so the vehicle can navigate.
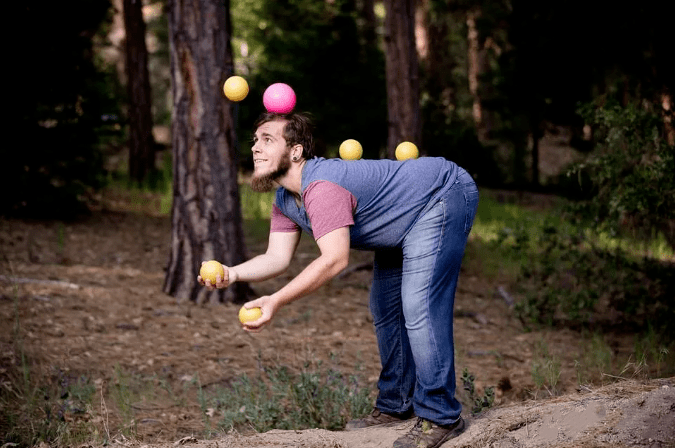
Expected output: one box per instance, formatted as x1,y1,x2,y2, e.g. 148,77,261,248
302,180,356,240
270,203,301,233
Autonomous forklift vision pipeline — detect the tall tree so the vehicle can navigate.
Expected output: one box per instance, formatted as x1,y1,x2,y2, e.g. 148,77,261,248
383,0,421,158
123,0,156,184
164,0,250,304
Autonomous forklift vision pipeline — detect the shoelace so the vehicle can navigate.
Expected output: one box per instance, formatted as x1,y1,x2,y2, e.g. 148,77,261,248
405,418,427,439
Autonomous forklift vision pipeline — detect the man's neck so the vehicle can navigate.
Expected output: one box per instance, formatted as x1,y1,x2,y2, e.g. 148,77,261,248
275,159,306,196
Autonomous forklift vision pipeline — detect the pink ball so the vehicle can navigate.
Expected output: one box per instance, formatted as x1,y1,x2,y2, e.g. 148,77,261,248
263,83,297,114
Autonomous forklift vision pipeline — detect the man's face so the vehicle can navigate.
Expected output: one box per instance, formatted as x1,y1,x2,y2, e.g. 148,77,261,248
251,119,292,192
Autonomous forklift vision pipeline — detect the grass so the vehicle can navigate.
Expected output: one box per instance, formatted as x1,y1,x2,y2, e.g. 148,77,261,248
468,190,674,337
574,332,614,385
530,341,562,397
471,191,673,262
1,279,100,447
204,356,373,433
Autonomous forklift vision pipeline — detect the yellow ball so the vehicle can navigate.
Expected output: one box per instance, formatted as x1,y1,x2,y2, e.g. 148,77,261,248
200,260,224,284
395,142,419,161
223,76,249,102
339,139,363,160
238,306,263,324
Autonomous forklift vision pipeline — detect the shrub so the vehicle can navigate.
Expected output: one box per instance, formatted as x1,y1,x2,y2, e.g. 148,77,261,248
503,221,675,341
566,101,675,250
208,360,373,433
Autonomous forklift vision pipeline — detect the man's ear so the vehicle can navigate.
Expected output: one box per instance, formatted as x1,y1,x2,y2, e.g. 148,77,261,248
291,144,303,160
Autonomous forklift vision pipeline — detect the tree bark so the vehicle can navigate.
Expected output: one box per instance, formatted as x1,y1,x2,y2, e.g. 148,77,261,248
164,0,250,304
531,118,540,187
662,90,674,146
123,0,155,184
466,9,484,142
383,0,421,158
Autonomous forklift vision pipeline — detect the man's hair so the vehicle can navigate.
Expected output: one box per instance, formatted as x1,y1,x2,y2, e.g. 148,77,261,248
254,112,315,159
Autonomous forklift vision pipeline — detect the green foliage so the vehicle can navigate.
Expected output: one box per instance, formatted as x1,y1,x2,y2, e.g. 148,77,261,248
231,0,387,160
530,342,561,396
633,326,673,379
567,102,675,249
574,332,614,385
498,219,675,341
207,360,373,433
110,364,137,437
1,285,98,446
460,368,495,415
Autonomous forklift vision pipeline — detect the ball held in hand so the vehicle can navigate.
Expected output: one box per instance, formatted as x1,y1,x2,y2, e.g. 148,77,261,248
239,306,263,324
200,260,225,285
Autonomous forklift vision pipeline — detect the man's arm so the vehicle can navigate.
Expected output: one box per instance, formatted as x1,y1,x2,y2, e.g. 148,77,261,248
241,226,351,331
230,230,302,283
200,230,301,289
269,226,350,306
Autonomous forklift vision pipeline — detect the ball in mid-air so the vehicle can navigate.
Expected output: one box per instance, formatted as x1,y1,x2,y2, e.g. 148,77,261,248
263,83,296,114
395,142,419,161
238,306,263,324
200,260,225,285
223,76,249,102
339,139,363,160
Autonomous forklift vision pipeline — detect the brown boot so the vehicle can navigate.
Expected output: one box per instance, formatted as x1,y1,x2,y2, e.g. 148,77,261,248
344,408,414,430
393,417,465,448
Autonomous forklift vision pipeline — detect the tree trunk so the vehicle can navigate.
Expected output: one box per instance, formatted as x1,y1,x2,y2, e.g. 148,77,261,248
164,0,250,304
662,90,674,146
383,0,421,158
123,0,155,184
531,119,540,188
466,9,485,142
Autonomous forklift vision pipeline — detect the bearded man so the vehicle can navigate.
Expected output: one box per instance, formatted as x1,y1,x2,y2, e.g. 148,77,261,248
200,112,478,448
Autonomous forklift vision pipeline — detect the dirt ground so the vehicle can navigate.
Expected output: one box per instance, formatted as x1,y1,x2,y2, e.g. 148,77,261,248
1,202,674,447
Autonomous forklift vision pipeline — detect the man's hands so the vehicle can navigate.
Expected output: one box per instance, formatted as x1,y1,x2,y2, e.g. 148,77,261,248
197,261,235,290
196,226,349,334
239,296,280,333
197,261,278,332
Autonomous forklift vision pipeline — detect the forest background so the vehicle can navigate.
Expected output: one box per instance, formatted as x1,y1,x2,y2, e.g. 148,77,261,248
2,0,674,446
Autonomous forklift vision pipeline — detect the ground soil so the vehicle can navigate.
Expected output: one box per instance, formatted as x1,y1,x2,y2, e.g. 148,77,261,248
1,193,673,448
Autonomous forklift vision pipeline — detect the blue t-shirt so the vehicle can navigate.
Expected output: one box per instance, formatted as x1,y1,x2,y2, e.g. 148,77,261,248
275,157,460,249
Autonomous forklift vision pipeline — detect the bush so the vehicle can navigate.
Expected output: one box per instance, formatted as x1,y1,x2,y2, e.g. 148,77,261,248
566,101,675,249
501,221,675,341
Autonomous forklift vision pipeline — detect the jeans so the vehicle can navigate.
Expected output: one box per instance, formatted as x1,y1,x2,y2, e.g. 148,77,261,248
369,169,479,425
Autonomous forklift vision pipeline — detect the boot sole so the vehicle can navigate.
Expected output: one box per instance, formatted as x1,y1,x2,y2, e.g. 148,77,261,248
344,417,415,431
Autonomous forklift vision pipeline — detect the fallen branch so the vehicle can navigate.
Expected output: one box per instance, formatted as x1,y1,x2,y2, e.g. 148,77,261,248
0,275,81,290
497,286,515,308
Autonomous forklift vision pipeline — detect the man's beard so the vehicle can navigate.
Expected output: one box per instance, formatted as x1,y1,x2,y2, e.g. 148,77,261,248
250,153,292,192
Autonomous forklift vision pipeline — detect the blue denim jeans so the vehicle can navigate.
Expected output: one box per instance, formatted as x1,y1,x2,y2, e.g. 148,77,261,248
369,169,479,425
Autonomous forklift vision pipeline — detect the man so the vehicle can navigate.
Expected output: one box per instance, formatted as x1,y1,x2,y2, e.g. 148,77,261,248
199,112,479,448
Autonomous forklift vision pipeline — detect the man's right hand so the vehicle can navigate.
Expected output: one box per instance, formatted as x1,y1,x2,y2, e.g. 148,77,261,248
198,262,231,290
